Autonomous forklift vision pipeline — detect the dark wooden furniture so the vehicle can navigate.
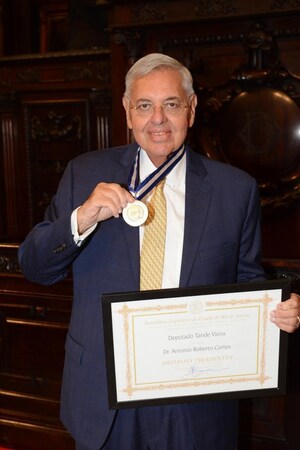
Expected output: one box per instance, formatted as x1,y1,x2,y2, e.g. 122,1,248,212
0,244,74,449
0,49,111,449
0,1,300,449
0,49,111,242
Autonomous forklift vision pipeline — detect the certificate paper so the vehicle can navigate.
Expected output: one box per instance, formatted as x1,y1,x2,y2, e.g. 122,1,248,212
102,280,289,409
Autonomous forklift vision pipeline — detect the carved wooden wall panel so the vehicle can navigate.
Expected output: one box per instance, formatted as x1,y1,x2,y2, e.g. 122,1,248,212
0,50,112,241
24,97,89,227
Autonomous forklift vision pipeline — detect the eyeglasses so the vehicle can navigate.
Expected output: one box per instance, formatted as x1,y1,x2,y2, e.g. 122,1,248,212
129,100,190,117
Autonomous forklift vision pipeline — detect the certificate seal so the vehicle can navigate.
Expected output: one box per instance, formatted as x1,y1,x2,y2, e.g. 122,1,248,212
188,300,205,315
123,200,148,227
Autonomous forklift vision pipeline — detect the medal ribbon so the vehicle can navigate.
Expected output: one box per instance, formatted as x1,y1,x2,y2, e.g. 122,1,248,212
128,144,186,200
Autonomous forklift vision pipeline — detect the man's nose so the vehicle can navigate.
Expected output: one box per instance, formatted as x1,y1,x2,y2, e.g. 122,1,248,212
150,105,167,122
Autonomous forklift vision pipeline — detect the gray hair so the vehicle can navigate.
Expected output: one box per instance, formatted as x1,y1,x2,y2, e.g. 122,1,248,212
124,53,195,99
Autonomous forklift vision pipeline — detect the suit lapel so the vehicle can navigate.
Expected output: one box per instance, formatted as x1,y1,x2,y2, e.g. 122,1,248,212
179,151,213,287
114,145,140,289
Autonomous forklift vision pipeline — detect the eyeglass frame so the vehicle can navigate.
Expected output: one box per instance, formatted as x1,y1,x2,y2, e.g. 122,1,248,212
129,98,191,116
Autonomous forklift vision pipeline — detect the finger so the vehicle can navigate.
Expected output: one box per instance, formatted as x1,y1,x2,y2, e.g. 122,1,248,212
276,323,298,333
89,186,119,218
90,183,128,217
78,183,131,228
115,186,135,210
271,307,298,323
99,183,134,212
276,293,300,310
270,310,300,333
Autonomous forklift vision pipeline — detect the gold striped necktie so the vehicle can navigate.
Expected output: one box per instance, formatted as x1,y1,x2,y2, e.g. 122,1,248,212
140,178,167,290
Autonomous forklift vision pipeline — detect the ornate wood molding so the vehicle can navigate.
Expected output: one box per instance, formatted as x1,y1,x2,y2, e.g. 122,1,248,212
271,0,300,9
31,112,82,142
110,0,300,28
194,0,237,16
0,50,110,89
131,2,167,22
114,30,143,62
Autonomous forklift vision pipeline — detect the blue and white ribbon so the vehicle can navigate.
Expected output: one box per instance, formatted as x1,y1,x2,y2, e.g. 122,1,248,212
128,144,186,200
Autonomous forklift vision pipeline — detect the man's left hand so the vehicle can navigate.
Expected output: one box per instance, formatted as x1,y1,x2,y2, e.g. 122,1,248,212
270,292,300,333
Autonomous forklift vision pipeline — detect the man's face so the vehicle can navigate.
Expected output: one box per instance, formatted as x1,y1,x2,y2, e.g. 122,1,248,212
123,68,197,167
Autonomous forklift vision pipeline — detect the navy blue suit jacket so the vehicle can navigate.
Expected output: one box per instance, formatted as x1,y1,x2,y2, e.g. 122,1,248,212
19,144,265,448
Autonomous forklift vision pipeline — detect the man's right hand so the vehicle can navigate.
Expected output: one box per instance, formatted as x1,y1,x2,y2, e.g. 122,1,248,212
77,182,135,234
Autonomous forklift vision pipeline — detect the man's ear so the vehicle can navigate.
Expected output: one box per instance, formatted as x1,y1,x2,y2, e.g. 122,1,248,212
188,94,198,128
122,96,133,129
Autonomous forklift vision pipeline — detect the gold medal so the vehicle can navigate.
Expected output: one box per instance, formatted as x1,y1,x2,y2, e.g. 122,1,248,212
122,200,148,227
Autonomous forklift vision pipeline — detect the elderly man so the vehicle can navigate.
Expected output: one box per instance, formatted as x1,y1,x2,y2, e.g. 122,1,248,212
18,53,300,450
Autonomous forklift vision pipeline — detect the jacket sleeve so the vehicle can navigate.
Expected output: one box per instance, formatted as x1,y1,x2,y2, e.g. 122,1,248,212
18,160,85,286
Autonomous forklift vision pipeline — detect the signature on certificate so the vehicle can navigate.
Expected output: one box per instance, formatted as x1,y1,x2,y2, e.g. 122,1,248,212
182,365,229,378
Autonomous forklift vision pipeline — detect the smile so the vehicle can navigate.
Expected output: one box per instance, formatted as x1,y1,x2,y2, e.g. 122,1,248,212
149,131,170,136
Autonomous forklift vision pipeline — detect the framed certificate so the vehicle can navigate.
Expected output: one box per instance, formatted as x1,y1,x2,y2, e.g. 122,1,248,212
102,279,290,409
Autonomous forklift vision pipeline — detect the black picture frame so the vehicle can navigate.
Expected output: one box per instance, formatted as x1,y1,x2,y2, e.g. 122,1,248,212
102,279,290,409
